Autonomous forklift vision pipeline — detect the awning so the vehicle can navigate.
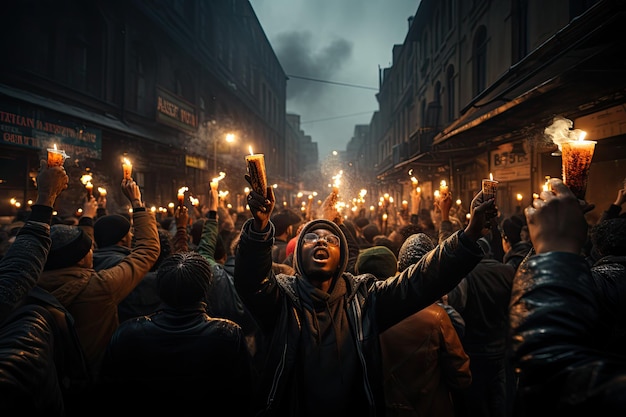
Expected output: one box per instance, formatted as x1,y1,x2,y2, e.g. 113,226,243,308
432,0,626,151
0,83,155,140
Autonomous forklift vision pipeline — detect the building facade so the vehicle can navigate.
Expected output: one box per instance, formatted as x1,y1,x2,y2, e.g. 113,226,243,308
0,0,292,217
355,0,625,223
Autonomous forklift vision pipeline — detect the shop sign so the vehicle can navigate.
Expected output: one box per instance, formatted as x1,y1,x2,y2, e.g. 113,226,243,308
156,87,198,132
490,143,530,181
0,102,102,159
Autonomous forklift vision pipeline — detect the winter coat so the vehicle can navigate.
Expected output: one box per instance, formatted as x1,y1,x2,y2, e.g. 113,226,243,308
37,210,160,379
99,303,253,415
235,217,483,416
591,254,626,356
380,303,471,417
0,205,52,323
0,206,90,415
509,252,626,415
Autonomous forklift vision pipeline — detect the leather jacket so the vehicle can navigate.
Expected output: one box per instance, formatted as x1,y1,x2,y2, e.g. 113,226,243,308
380,303,471,416
235,218,483,416
509,252,626,415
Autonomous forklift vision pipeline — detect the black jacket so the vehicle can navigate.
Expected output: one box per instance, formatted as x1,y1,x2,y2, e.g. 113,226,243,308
509,252,626,415
235,218,483,416
100,303,253,414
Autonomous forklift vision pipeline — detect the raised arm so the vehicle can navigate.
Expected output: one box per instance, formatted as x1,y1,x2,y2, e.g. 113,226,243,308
0,160,68,323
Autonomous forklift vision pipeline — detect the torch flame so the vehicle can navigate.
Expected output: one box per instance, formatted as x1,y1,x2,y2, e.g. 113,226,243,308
249,146,254,155
80,174,93,185
211,172,226,183
177,186,188,195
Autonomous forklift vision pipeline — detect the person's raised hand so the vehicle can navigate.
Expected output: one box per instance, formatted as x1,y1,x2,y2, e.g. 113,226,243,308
35,159,69,207
175,205,189,229
121,178,142,207
464,190,495,241
82,195,98,219
322,188,342,225
525,178,587,254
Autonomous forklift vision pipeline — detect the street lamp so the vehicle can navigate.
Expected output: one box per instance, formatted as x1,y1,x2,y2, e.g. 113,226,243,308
214,132,236,176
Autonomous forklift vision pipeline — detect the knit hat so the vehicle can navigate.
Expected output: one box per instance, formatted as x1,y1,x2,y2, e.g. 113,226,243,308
94,214,131,248
590,218,626,258
45,224,93,270
501,214,525,245
271,209,301,236
355,245,398,279
362,223,381,244
397,233,435,272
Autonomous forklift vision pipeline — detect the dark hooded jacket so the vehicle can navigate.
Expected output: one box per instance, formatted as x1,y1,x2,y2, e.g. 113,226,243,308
235,217,483,416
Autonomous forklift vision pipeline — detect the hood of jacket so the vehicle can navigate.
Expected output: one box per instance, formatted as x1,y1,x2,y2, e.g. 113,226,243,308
293,219,348,281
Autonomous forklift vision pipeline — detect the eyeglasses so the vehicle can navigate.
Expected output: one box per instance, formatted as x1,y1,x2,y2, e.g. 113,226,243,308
303,232,340,247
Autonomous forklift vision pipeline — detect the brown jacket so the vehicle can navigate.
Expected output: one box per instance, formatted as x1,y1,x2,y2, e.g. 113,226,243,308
380,303,471,417
37,210,160,378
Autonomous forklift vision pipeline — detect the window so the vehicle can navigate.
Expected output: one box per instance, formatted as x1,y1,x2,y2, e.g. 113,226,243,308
446,65,455,122
512,0,529,62
472,26,487,97
130,43,155,114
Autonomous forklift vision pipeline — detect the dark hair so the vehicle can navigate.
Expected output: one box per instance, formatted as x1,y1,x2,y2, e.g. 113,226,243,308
152,229,173,271
362,223,381,244
397,224,424,243
372,236,399,257
157,252,212,308
591,218,626,259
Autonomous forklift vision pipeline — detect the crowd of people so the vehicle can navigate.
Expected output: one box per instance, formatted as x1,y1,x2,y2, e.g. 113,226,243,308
0,159,625,416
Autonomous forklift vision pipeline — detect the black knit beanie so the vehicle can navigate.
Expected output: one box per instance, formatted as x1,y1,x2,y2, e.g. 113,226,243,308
397,233,435,272
45,224,93,270
94,214,131,248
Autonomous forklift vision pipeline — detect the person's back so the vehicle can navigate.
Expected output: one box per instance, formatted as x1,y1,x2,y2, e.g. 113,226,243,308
380,232,471,416
37,179,160,380
116,228,173,322
448,237,517,417
589,217,626,356
0,162,90,416
100,251,253,414
380,303,471,417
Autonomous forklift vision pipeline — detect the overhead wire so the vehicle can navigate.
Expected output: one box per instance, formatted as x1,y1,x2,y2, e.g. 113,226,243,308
286,74,378,124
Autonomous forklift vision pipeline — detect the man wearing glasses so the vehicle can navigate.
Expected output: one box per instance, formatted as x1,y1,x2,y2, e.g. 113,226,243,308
236,182,493,417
